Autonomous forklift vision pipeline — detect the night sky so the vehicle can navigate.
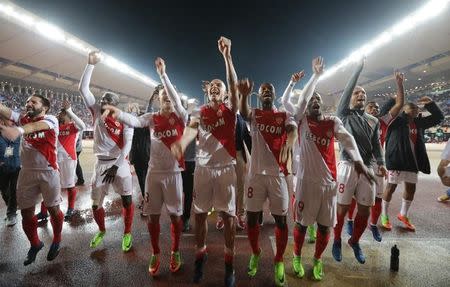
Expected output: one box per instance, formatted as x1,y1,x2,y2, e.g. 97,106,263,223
14,0,424,100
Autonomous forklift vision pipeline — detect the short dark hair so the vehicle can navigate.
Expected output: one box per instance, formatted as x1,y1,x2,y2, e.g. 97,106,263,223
32,94,50,113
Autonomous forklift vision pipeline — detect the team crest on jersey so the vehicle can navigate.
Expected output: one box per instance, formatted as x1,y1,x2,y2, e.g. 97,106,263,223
276,117,283,125
169,117,175,126
298,201,304,211
114,121,120,127
217,109,223,117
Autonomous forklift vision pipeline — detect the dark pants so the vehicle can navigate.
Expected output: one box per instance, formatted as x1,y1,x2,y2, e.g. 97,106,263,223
0,168,19,218
76,151,84,183
134,162,148,198
181,161,195,223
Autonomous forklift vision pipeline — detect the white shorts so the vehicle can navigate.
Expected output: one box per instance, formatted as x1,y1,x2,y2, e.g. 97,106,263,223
144,172,183,216
58,159,77,188
16,169,62,210
91,159,133,206
193,165,236,216
387,170,418,184
337,161,375,207
295,179,336,227
245,174,289,216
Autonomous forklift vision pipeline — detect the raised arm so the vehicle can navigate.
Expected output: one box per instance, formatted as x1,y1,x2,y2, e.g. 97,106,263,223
237,78,254,120
155,57,188,121
336,58,364,118
218,36,238,113
280,70,304,115
63,100,86,131
388,71,406,118
416,96,444,129
296,57,324,118
102,104,151,128
78,51,101,108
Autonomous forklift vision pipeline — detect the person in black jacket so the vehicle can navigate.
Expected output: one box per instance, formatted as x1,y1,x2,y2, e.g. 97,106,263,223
382,96,443,231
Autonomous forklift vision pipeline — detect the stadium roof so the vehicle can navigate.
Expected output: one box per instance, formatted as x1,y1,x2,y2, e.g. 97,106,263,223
0,0,449,107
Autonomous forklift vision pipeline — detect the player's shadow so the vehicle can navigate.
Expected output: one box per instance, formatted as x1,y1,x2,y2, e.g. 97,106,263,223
25,262,75,286
90,248,108,264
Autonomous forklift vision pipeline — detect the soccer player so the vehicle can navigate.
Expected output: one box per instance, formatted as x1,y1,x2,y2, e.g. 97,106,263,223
103,57,188,276
171,36,238,287
0,95,64,265
57,100,86,221
332,58,383,264
437,139,450,201
347,71,405,241
382,96,443,231
237,73,298,286
283,57,372,280
78,51,135,252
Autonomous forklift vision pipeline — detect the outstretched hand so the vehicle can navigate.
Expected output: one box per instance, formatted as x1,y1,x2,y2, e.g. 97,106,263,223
88,51,101,65
394,71,404,85
101,104,122,120
237,78,254,97
62,99,71,110
312,57,325,75
418,96,432,105
101,165,118,184
291,71,305,83
155,57,166,76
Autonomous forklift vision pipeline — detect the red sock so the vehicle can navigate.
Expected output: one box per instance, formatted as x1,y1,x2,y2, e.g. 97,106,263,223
247,224,260,254
147,222,160,254
93,207,106,232
123,204,134,234
224,251,234,265
350,212,369,244
67,187,77,210
348,198,357,220
371,198,382,225
171,219,182,252
22,216,41,247
293,225,306,256
50,209,64,243
40,202,48,215
196,247,207,260
274,226,288,262
314,229,330,259
333,211,346,241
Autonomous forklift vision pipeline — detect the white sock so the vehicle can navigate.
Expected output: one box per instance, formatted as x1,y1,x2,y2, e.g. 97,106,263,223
382,199,390,216
400,199,412,217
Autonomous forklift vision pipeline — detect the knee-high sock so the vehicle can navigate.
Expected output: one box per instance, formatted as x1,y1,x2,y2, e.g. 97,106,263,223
67,187,77,210
22,216,41,247
247,224,260,255
40,202,48,215
314,229,330,259
148,222,160,254
274,226,288,262
382,199,390,216
123,204,134,234
370,198,382,225
171,220,182,252
50,209,64,243
350,213,369,244
348,198,357,220
400,199,412,217
224,247,234,265
333,212,346,241
93,207,106,232
293,225,306,256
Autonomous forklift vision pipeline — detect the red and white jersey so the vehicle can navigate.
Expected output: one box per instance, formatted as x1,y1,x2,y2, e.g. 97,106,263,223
11,111,59,171
378,113,393,147
297,116,338,184
247,108,296,176
90,105,133,159
119,111,186,173
57,122,79,161
195,103,236,167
